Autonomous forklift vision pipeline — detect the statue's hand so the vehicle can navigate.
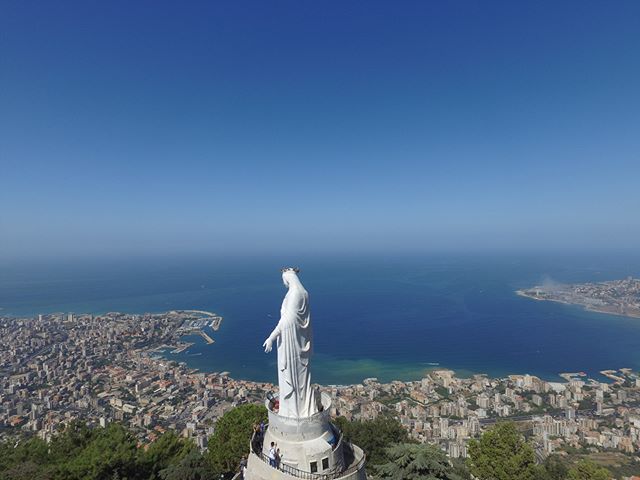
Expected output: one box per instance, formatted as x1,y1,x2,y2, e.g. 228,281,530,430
263,338,273,353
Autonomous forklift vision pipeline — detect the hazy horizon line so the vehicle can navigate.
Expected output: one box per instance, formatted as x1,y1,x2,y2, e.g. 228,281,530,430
2,247,640,267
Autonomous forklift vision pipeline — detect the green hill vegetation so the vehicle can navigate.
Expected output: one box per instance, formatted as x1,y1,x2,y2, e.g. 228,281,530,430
0,422,211,480
0,403,267,480
0,406,620,480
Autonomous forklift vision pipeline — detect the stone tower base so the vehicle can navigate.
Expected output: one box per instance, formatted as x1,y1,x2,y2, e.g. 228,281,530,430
245,393,366,480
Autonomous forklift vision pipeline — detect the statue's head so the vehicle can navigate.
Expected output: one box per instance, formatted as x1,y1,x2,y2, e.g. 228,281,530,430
281,267,300,287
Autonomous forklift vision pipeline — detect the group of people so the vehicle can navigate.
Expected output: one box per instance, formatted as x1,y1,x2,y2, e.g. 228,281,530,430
243,421,286,475
239,440,283,479
267,441,282,469
251,422,266,454
241,422,267,479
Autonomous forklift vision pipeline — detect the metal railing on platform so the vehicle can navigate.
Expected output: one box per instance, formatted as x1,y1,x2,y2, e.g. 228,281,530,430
249,426,365,480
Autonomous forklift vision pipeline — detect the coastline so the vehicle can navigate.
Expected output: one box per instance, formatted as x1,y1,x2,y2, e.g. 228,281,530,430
158,337,630,388
5,303,639,469
162,332,618,386
4,256,640,388
2,307,629,385
4,305,640,385
516,289,640,319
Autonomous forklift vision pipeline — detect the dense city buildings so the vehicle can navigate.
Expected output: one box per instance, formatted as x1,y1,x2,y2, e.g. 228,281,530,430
518,277,640,318
2,311,640,469
0,311,265,450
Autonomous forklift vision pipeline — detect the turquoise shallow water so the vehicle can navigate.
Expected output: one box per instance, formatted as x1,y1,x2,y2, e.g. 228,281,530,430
1,253,640,384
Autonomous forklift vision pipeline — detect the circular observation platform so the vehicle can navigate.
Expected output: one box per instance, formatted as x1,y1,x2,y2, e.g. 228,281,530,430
245,392,366,480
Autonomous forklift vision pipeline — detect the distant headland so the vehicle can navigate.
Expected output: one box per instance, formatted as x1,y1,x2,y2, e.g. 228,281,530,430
517,277,640,319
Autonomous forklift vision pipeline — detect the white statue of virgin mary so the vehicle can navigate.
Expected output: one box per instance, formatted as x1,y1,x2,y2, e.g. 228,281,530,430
263,268,318,419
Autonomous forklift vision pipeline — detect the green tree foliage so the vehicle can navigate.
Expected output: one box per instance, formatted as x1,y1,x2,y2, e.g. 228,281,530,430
0,422,210,480
159,450,216,480
142,431,197,479
467,422,538,480
535,455,568,480
450,458,473,480
1,461,51,480
206,403,267,476
0,437,52,480
0,442,11,473
61,423,139,480
48,422,95,462
567,459,611,480
374,443,470,480
333,415,410,467
539,455,567,480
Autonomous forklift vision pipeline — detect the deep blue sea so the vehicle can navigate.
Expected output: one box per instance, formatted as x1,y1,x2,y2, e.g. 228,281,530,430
1,253,639,385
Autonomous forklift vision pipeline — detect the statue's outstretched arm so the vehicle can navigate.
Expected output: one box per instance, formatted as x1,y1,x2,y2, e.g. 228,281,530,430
263,323,281,353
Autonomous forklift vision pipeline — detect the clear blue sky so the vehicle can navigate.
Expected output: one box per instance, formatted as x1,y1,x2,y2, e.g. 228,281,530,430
1,1,639,259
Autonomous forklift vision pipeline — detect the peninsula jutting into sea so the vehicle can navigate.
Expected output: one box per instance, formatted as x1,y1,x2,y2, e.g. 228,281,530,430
517,277,640,319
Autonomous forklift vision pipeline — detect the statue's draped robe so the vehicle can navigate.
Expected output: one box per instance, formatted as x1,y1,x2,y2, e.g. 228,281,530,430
276,275,318,418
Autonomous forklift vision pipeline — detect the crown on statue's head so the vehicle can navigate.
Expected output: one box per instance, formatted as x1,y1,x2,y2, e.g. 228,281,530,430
281,267,300,274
